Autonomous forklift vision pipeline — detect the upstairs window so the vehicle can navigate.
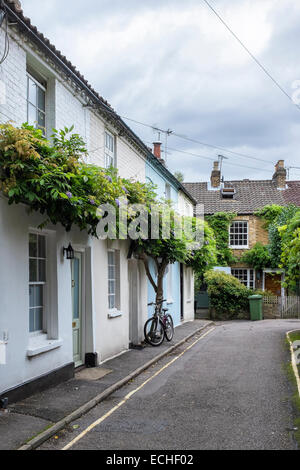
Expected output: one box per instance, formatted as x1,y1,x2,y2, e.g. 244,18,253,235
105,131,116,168
27,72,46,136
229,221,249,248
165,183,171,201
29,233,47,333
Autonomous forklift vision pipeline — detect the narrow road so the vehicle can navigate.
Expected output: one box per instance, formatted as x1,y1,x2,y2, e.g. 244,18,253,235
39,320,299,450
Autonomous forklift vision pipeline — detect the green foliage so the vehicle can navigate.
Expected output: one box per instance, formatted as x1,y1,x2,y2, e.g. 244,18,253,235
268,205,298,268
206,212,237,266
254,204,300,290
255,204,284,228
241,242,271,270
204,270,250,319
186,221,217,288
279,210,300,291
0,123,155,236
173,171,184,183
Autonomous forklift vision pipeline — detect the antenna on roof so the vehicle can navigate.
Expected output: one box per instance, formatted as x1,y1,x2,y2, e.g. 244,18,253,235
152,126,173,164
218,154,229,175
286,166,300,180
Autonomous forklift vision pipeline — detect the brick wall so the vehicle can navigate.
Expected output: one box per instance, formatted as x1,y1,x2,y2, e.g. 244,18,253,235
231,215,268,262
230,215,269,289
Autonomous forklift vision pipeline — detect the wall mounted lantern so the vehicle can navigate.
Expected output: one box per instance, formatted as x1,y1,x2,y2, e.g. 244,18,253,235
63,243,75,260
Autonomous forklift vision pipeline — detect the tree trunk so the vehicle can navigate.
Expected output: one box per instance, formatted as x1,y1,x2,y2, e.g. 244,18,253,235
156,260,168,305
139,254,168,306
156,272,164,305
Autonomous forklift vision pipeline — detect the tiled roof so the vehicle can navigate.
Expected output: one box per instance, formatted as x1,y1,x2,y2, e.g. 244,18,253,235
183,180,299,215
284,181,300,207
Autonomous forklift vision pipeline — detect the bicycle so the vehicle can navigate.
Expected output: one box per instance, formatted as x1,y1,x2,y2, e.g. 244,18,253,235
144,299,174,347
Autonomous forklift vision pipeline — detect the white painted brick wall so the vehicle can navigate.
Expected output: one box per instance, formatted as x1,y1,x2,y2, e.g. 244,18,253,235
0,26,146,182
117,137,145,181
89,112,145,181
178,191,194,217
0,27,27,125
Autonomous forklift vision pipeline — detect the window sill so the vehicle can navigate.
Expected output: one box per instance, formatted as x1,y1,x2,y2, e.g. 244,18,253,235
27,335,62,358
229,246,249,250
108,310,123,319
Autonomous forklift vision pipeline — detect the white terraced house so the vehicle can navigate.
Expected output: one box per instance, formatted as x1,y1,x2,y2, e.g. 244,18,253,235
0,1,195,404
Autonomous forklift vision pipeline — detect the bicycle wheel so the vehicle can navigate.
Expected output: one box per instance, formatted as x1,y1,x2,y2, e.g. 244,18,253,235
144,317,165,347
164,315,174,342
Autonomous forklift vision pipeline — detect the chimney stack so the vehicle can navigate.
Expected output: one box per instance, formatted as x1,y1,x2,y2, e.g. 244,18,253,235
153,141,162,160
211,161,221,188
273,160,287,190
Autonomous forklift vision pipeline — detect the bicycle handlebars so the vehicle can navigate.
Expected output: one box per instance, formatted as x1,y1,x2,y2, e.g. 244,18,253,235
148,299,167,307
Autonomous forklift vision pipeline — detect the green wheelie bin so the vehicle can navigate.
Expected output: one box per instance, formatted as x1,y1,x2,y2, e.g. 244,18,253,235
249,295,263,321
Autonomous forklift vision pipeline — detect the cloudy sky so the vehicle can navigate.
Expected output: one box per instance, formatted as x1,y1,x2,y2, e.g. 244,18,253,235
22,0,300,182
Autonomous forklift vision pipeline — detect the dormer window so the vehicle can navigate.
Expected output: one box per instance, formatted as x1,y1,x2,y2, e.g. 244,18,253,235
221,187,236,199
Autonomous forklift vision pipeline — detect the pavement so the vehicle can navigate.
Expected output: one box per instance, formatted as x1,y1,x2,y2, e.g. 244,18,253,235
0,319,211,450
37,319,300,451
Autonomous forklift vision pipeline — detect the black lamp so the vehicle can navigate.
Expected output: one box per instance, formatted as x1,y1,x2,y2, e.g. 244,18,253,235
63,243,75,260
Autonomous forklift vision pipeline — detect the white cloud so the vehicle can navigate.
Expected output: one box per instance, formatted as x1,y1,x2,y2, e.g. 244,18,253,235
21,0,300,182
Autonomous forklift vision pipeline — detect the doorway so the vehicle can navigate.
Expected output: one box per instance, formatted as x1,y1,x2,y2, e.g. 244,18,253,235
264,272,283,296
180,264,184,321
72,252,84,367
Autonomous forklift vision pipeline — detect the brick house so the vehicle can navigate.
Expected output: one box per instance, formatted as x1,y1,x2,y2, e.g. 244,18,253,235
185,160,300,297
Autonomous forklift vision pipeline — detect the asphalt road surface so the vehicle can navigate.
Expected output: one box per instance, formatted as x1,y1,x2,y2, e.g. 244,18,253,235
39,320,300,451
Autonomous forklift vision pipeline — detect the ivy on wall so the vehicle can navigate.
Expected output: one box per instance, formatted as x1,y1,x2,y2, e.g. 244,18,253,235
205,212,237,266
241,242,271,270
255,204,300,291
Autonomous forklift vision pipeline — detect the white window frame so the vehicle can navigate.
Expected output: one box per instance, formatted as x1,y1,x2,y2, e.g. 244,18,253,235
108,249,121,314
231,268,255,290
27,72,46,136
105,130,116,168
165,183,171,201
29,232,47,335
229,221,249,249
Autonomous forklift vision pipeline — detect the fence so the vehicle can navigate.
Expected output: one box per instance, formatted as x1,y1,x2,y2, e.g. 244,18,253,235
263,295,300,319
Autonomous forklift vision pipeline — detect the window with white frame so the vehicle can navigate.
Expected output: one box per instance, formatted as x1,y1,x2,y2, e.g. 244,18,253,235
27,72,46,136
231,268,255,289
105,131,116,168
165,183,171,201
229,221,249,248
108,250,120,310
29,233,47,333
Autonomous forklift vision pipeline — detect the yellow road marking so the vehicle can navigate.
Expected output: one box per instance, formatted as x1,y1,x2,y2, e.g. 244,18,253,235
62,327,215,450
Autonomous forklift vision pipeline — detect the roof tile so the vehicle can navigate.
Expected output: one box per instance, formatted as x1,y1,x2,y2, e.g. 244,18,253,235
184,179,300,214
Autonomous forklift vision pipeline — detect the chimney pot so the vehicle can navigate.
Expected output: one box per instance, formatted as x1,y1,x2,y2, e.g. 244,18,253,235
153,141,162,160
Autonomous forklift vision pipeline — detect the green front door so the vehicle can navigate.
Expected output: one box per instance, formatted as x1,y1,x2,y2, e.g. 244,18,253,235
72,253,83,367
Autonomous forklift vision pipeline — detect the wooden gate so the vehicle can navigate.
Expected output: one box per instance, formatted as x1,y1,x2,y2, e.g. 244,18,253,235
281,296,300,319
263,295,300,319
